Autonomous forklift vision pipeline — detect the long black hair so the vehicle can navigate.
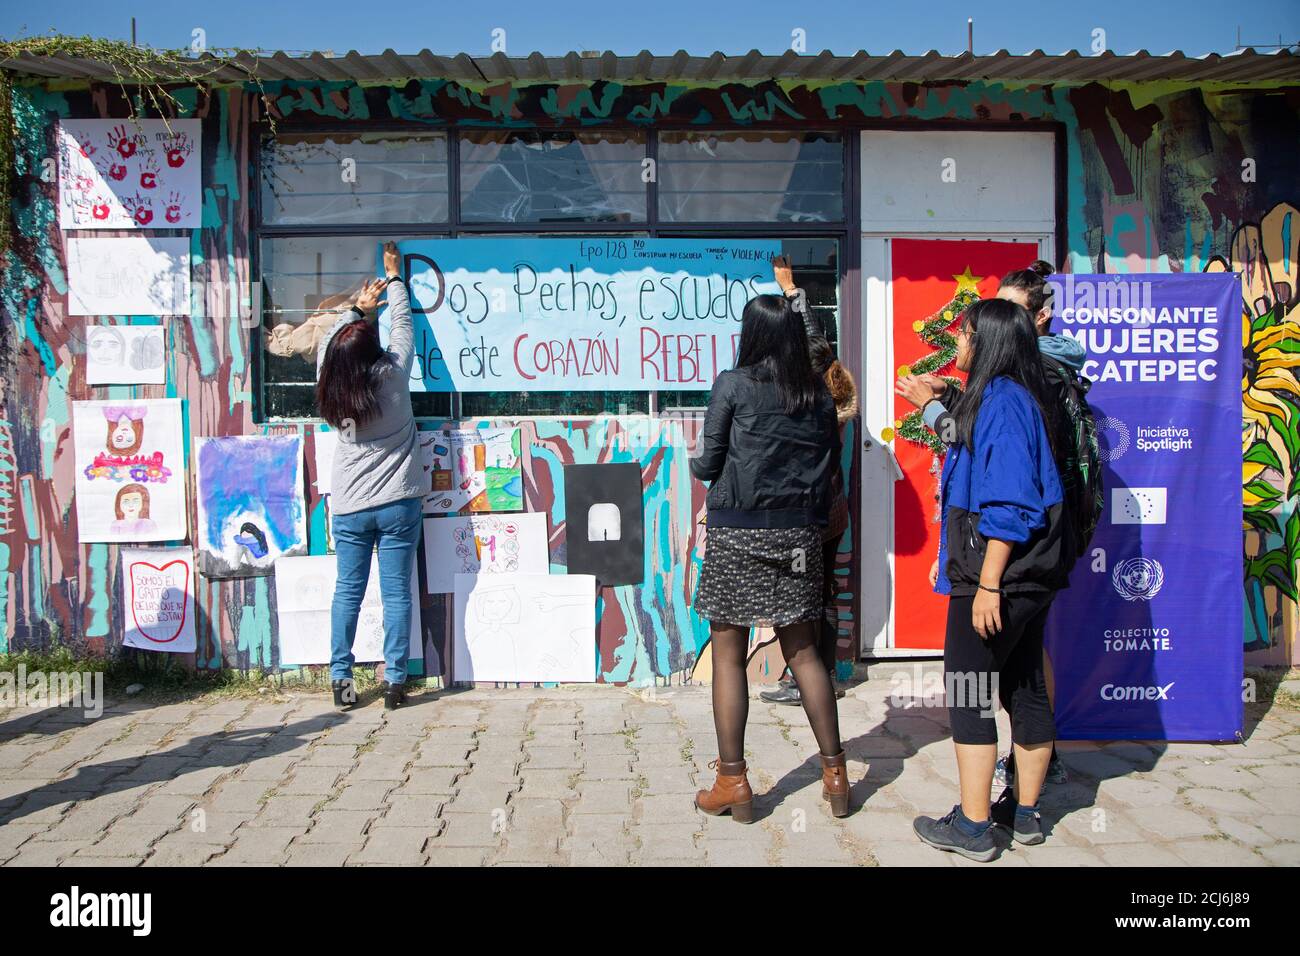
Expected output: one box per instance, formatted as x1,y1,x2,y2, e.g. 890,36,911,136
316,319,385,428
951,297,1057,453
734,294,821,414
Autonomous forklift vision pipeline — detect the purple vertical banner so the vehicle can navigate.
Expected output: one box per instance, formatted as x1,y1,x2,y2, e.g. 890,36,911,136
1044,273,1243,741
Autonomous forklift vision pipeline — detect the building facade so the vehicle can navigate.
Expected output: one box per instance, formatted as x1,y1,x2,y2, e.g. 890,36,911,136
0,49,1296,682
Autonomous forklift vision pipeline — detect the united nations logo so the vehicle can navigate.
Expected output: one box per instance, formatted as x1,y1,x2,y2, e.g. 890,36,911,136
1097,416,1130,462
1112,557,1164,601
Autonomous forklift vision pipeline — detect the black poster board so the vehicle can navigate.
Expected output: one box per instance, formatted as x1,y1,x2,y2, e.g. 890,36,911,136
563,463,644,586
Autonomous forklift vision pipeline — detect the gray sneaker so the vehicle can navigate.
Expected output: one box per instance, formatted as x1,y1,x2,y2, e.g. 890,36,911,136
913,806,1000,862
759,680,802,705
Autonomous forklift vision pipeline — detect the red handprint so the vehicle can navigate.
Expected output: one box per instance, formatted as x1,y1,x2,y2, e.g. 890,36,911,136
164,191,183,224
108,124,138,159
95,153,128,183
164,131,193,168
139,153,160,190
124,194,153,226
70,194,112,223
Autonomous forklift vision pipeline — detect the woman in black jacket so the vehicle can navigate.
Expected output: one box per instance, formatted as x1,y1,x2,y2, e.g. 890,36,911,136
690,293,849,821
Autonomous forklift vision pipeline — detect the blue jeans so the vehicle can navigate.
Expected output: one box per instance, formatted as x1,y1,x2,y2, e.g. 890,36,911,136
330,496,422,684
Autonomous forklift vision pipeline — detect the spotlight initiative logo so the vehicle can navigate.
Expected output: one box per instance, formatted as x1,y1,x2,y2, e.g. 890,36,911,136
1096,416,1130,462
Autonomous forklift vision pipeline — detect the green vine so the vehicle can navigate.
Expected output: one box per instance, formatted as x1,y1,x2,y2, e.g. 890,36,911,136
896,286,980,454
0,33,277,255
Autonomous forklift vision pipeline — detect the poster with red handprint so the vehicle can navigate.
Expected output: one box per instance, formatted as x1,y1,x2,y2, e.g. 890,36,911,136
57,119,201,229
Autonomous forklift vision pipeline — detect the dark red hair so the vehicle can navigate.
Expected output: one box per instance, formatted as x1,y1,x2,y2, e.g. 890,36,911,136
316,319,384,428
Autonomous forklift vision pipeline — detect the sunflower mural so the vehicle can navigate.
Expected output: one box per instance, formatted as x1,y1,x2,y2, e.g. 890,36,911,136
1206,201,1300,655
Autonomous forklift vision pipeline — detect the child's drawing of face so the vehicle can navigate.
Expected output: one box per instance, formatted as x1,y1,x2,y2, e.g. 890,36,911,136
114,483,150,521
88,327,125,366
119,490,144,519
471,586,520,626
109,415,143,453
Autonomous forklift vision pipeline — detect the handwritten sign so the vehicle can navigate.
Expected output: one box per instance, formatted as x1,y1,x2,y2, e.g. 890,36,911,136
379,238,781,392
58,119,201,230
121,547,196,653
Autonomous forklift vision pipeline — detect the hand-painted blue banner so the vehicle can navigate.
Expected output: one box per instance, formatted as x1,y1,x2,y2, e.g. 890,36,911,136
377,238,781,392
1044,273,1243,741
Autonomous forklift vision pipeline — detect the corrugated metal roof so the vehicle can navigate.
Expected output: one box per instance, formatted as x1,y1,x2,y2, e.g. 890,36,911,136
2,48,1297,86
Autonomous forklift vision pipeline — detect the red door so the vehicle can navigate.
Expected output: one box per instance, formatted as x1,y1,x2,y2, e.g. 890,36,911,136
890,238,1040,649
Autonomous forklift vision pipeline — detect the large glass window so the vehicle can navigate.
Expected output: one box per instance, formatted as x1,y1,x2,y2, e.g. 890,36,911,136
460,131,647,224
657,237,841,409
658,131,843,223
260,132,449,226
260,235,452,419
255,127,846,422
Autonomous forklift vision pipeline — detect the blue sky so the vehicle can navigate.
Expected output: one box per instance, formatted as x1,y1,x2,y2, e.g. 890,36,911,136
1,0,1296,58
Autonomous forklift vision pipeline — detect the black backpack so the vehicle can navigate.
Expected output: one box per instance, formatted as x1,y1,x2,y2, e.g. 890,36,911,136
1042,356,1104,568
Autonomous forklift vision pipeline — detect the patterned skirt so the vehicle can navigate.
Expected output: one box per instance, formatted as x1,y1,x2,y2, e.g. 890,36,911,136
695,525,824,628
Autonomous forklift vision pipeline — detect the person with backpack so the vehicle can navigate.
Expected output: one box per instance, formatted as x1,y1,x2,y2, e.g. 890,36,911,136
897,261,1102,792
909,297,1070,861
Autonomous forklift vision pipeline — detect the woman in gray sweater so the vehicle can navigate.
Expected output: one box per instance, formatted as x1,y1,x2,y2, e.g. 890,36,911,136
316,242,427,710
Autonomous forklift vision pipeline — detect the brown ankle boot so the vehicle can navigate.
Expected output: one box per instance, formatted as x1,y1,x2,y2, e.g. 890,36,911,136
694,758,754,823
820,751,850,818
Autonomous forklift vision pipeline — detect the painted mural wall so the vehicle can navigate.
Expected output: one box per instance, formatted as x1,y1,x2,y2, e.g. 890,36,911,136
1,74,1296,682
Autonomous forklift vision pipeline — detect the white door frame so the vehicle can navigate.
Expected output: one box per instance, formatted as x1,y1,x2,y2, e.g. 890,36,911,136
858,233,1055,658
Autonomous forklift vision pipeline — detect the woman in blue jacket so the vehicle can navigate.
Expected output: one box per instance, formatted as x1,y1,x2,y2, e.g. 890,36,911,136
911,298,1068,862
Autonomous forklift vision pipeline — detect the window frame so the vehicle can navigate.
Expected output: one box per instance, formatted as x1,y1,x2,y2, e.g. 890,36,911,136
252,121,850,423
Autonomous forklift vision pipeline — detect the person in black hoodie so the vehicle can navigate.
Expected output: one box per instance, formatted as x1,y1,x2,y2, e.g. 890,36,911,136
690,292,850,821
910,298,1069,862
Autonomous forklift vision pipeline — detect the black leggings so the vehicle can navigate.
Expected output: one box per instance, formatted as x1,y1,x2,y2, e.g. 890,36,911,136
944,592,1056,746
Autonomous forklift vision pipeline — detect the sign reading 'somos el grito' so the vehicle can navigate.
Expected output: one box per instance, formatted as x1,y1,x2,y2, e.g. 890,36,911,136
378,238,782,392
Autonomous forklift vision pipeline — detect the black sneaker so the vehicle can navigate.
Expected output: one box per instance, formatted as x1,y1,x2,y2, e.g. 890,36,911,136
760,680,802,705
990,788,1045,845
913,806,1000,862
383,683,407,711
332,678,358,710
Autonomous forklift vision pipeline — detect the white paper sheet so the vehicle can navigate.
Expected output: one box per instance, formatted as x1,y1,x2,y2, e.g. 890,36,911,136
67,236,190,316
73,399,187,543
274,554,423,667
314,429,338,496
423,512,550,593
453,573,595,683
58,118,201,230
120,547,197,653
85,324,166,385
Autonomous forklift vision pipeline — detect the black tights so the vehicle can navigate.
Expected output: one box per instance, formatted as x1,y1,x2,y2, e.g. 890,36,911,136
710,620,843,764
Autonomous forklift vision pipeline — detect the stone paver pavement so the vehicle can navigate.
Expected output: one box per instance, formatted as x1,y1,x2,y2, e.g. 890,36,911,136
1,677,1298,866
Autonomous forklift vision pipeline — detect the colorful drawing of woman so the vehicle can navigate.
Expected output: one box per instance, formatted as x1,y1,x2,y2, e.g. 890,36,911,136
111,483,158,536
